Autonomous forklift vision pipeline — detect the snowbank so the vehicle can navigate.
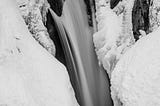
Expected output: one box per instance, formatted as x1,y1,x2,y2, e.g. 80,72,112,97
0,0,79,105
111,26,160,106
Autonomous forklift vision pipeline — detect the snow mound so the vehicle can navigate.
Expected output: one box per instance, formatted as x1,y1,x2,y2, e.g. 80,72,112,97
93,5,132,77
93,6,121,76
111,27,160,106
0,0,79,105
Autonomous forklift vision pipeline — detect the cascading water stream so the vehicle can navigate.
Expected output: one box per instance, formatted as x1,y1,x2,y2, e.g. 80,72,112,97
49,0,113,105
49,8,82,104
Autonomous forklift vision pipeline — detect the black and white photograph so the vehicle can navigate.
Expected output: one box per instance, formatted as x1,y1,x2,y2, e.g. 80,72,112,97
0,0,158,106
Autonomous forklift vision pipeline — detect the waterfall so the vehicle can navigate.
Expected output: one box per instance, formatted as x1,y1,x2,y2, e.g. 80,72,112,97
49,0,113,106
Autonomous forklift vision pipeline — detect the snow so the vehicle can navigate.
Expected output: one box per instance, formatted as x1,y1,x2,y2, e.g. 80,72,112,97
111,27,160,106
94,0,160,106
0,0,79,105
17,0,56,56
93,0,135,77
149,0,160,32
93,5,122,77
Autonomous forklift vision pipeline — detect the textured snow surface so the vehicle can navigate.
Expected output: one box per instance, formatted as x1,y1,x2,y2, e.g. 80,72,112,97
149,0,160,32
0,0,79,105
94,0,160,106
93,6,122,77
111,27,160,106
93,0,134,77
17,0,56,56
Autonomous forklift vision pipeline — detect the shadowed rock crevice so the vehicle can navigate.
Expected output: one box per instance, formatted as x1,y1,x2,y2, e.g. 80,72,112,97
132,0,150,41
110,0,122,9
47,0,65,16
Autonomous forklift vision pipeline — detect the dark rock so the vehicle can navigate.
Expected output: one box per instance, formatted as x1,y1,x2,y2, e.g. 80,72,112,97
84,0,96,26
47,0,65,16
110,0,122,9
132,0,150,40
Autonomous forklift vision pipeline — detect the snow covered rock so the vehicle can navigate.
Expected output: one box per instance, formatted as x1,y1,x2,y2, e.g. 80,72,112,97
0,0,79,105
132,0,150,40
17,0,56,56
93,0,135,77
111,27,160,106
149,0,160,32
94,0,160,106
93,5,122,77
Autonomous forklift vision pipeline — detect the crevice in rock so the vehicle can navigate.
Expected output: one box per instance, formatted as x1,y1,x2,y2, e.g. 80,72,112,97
132,0,150,41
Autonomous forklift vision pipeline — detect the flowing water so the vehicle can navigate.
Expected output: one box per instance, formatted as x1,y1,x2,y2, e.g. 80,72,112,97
49,0,113,105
